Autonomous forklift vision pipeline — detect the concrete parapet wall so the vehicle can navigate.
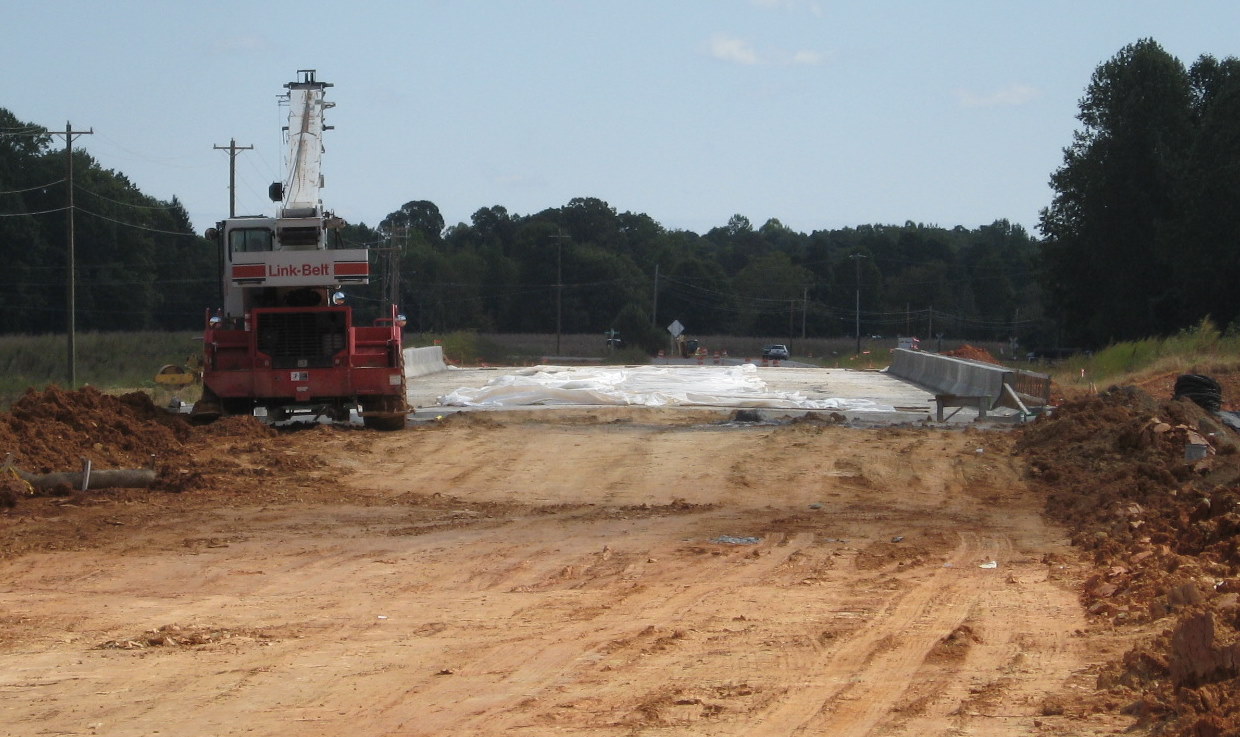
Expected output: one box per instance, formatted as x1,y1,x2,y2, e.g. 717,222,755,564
403,346,447,379
888,348,1051,413
888,349,1008,409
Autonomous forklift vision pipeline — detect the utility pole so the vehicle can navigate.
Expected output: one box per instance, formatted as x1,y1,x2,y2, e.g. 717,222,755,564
213,138,253,218
383,226,408,310
801,286,808,340
48,122,93,388
850,253,867,356
651,264,659,326
549,231,570,355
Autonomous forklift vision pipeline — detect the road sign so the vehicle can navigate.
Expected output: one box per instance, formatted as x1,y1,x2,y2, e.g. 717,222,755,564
667,319,684,337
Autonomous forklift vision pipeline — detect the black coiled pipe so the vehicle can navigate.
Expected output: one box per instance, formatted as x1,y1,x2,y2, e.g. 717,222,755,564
1174,374,1223,413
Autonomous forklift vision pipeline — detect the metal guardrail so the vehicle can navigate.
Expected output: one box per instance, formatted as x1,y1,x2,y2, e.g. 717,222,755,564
1007,370,1052,409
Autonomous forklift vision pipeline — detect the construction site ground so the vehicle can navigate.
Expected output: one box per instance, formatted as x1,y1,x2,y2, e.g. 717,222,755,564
4,362,1240,736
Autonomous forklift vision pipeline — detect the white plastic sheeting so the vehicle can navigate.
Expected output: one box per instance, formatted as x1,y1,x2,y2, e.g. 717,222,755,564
439,364,896,411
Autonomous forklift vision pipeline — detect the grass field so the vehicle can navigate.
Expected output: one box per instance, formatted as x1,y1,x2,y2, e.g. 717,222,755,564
1042,319,1240,397
0,331,203,408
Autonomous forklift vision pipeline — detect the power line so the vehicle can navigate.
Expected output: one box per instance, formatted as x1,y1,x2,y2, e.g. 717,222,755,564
0,178,64,195
74,183,183,211
0,206,69,217
10,276,216,288
75,206,199,237
1,303,208,318
92,131,201,169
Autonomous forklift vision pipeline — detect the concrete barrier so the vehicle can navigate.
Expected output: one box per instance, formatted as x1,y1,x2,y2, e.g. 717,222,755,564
888,348,1050,420
403,345,448,379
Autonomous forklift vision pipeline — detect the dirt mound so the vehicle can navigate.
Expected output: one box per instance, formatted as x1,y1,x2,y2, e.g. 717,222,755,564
0,386,286,496
0,385,191,473
1017,386,1240,735
194,414,279,439
942,344,1003,365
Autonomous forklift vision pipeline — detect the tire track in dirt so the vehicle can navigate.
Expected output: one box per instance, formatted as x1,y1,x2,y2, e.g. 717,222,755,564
885,562,1087,736
0,413,1100,737
365,527,818,736
728,531,996,736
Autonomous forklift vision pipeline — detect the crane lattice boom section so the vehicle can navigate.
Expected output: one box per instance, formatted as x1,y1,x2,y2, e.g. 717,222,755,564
281,69,333,217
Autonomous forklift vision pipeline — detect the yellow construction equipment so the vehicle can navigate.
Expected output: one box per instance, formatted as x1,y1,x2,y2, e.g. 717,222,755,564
154,354,201,386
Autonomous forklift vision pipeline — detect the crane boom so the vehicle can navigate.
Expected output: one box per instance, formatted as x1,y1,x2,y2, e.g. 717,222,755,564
280,69,333,217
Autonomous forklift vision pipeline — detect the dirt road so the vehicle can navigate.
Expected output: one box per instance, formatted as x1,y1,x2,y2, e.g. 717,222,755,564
0,404,1124,736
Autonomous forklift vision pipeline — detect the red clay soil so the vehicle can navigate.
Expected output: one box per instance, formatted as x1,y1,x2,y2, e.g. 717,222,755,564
0,387,340,559
1016,385,1240,736
0,385,281,497
1134,368,1240,413
0,385,191,473
11,384,1240,734
942,344,1004,365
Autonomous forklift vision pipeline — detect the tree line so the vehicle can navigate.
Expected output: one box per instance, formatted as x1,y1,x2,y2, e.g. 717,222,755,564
351,200,1042,352
0,109,216,335
0,107,1045,352
2,37,1236,352
1041,39,1240,346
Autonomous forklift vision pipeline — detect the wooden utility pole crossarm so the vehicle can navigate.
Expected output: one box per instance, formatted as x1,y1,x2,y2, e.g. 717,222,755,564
213,138,253,218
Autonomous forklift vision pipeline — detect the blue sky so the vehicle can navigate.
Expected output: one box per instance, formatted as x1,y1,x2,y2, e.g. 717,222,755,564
5,1,1239,237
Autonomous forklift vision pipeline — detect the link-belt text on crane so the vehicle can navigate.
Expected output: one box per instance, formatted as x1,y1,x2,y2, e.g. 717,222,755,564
267,263,331,277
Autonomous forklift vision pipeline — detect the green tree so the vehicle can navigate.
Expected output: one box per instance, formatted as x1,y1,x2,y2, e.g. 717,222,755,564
0,110,56,333
561,197,618,245
731,251,814,336
1039,39,1194,345
611,302,663,353
1170,55,1240,331
660,256,733,335
381,200,444,244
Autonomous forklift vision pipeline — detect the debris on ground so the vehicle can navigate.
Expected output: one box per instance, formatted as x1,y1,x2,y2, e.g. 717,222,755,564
711,535,761,545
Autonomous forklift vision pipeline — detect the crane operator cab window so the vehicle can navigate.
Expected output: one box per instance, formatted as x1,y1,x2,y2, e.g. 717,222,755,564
230,228,274,255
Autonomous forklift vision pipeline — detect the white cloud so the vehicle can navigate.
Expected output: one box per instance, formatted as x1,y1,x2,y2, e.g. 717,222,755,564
790,49,823,66
707,34,825,67
710,34,761,65
750,0,824,16
955,84,1042,108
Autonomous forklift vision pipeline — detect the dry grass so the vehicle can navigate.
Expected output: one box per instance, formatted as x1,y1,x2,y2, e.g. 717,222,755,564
0,331,202,408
